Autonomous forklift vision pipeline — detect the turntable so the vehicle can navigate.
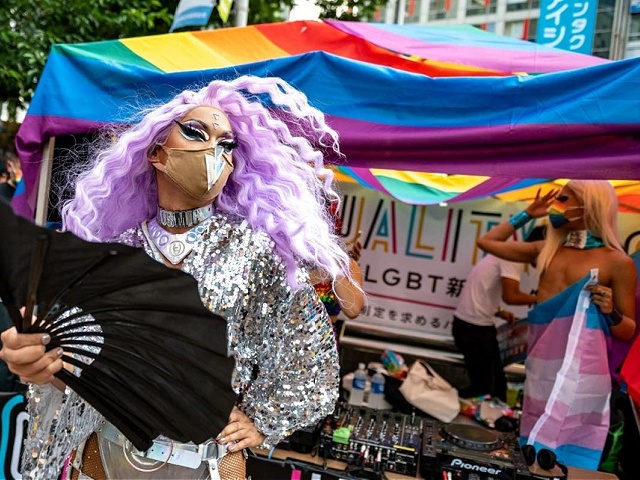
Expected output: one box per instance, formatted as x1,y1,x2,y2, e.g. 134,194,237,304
441,424,503,452
421,420,538,480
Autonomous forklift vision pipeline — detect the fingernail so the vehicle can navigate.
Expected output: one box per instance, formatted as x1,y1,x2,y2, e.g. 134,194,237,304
227,443,236,452
41,334,51,345
56,348,64,357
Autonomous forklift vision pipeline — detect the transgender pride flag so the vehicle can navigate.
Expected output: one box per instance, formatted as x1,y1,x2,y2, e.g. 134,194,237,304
521,269,611,470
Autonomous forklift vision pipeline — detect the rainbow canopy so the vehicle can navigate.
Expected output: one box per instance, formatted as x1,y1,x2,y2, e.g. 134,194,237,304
14,20,640,218
326,20,608,74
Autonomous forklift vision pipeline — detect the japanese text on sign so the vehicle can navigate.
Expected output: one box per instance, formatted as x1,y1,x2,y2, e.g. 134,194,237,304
338,183,640,339
536,0,598,54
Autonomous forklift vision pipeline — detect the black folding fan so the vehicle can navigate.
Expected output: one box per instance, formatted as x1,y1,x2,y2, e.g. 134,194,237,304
0,200,236,451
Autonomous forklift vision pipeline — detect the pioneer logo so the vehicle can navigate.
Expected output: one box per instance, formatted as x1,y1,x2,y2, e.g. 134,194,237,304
450,458,502,475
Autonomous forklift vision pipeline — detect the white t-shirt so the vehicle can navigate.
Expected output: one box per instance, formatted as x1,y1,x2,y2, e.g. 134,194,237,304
454,254,524,327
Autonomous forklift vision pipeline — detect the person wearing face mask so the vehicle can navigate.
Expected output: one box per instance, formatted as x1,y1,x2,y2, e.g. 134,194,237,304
0,76,351,480
477,180,636,471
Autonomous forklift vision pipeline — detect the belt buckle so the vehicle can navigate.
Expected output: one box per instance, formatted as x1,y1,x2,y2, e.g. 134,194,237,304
198,439,226,461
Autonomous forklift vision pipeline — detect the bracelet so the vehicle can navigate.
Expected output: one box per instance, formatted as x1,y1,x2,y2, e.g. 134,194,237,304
609,308,624,326
509,210,532,230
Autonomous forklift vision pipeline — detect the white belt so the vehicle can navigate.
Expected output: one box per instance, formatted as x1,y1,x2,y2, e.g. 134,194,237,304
98,423,227,479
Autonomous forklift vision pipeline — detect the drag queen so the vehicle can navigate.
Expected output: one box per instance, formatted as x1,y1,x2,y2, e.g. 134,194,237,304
477,180,636,470
1,75,352,479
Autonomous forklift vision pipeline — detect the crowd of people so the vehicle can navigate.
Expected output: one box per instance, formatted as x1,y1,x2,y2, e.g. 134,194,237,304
0,70,637,480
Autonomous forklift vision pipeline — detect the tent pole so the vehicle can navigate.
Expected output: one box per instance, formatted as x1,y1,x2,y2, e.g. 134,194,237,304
34,137,55,226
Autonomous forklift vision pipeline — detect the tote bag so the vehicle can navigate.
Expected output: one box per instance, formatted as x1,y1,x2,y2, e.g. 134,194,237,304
399,360,460,423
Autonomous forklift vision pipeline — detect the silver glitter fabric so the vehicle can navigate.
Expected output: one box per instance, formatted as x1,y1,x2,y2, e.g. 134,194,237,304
21,308,105,479
21,211,339,479
21,385,104,479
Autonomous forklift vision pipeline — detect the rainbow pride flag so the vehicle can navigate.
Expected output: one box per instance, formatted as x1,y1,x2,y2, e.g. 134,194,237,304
13,20,640,218
327,20,608,74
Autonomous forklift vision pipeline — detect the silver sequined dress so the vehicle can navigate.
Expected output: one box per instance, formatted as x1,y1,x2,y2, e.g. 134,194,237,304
21,212,340,479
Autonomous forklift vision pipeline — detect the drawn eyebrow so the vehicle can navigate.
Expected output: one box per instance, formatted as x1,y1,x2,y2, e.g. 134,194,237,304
180,117,234,139
181,118,209,129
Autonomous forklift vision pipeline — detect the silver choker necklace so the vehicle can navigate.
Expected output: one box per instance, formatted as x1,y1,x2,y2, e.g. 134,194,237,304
157,205,213,228
147,218,210,265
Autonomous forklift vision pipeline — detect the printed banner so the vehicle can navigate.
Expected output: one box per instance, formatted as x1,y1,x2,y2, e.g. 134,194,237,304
337,183,640,341
536,0,598,54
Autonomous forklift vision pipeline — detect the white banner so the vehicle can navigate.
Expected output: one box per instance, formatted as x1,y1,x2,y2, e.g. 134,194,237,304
337,183,640,341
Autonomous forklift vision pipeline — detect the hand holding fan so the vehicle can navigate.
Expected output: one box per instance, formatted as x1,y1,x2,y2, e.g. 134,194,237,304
0,201,236,451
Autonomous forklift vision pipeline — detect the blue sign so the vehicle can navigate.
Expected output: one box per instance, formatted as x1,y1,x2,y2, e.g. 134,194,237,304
632,0,640,14
169,0,215,32
536,0,599,54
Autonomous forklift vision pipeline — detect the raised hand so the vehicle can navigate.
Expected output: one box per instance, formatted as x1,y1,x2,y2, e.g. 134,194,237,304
525,188,558,218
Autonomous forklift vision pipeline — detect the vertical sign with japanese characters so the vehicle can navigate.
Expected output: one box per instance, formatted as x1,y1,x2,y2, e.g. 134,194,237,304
536,0,598,54
337,183,640,340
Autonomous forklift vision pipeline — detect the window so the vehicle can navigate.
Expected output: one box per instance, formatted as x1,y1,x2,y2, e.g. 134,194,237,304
404,0,424,23
525,18,538,42
506,0,540,13
629,13,640,41
466,0,497,16
504,19,537,41
592,0,615,58
428,0,458,20
504,20,526,39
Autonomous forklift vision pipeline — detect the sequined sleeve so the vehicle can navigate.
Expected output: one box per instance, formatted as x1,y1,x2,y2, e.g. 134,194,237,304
117,219,339,450
21,383,103,479
237,267,340,449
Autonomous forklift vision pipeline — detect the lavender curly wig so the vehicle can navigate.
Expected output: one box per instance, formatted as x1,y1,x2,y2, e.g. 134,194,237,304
61,75,350,286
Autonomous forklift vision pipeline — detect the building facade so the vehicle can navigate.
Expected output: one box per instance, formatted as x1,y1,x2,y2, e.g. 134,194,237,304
380,0,638,59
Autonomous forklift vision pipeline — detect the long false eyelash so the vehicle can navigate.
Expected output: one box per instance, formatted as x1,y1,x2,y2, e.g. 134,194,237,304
173,120,209,142
217,139,238,154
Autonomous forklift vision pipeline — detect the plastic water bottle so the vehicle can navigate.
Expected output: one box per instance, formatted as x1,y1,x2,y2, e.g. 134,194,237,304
369,369,386,409
349,362,367,406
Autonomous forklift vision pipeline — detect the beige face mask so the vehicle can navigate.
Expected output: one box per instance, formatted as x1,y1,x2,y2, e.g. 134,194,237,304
161,146,234,202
